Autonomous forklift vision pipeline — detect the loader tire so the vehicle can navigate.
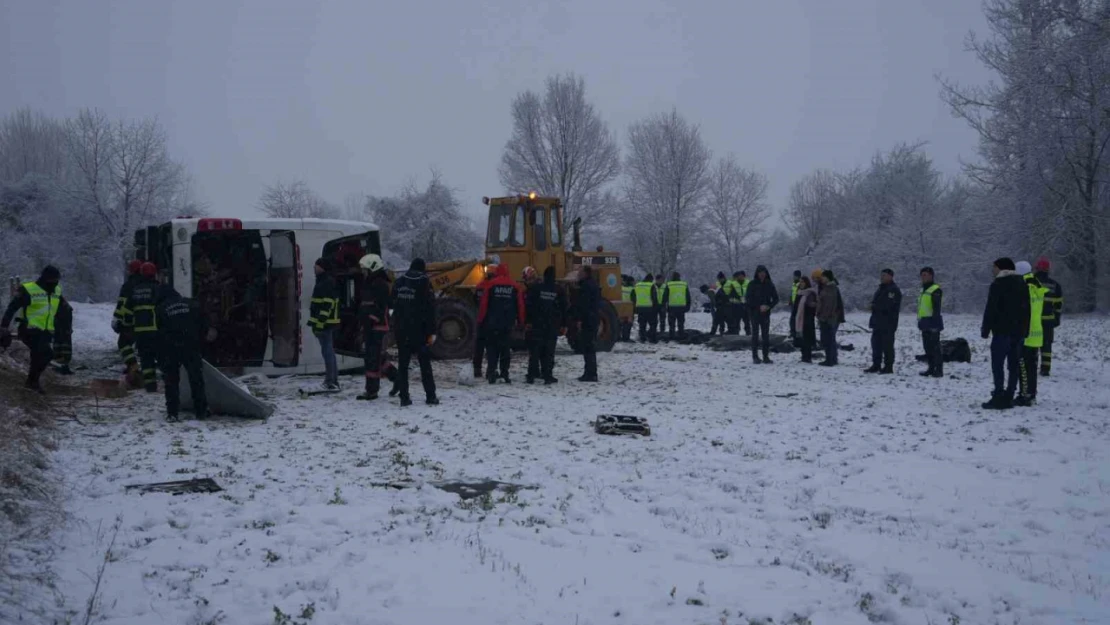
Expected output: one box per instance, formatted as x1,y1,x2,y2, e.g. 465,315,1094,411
430,298,476,360
566,300,619,354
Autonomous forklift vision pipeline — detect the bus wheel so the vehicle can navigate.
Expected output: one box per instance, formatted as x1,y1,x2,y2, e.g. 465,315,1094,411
430,298,476,360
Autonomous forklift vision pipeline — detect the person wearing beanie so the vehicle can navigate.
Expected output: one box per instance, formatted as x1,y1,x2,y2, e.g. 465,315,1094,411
866,268,902,374
814,269,844,366
112,259,145,385
979,258,1029,409
307,257,341,392
1016,261,1048,406
917,267,945,378
1,265,67,394
745,265,779,363
391,258,438,405
632,273,659,343
1033,256,1062,376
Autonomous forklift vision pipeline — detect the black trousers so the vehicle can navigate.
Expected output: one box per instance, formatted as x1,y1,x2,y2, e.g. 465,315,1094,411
396,335,436,400
135,334,160,391
162,344,207,417
473,327,486,375
53,334,72,365
870,329,895,369
820,322,839,364
528,333,557,380
21,329,54,387
1019,345,1039,399
667,310,685,336
364,330,394,395
738,304,751,335
485,328,512,379
751,311,771,356
636,309,656,342
620,320,632,342
922,330,943,375
1040,325,1054,374
580,322,598,378
710,308,725,335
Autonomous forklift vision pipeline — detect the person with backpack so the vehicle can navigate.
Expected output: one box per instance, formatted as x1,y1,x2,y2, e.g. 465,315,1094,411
478,264,525,384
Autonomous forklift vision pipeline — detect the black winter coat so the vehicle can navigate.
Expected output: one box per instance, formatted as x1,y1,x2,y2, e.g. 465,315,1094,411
526,280,567,336
359,272,391,330
391,270,436,338
156,289,208,347
745,270,779,313
575,277,601,328
981,271,1030,338
869,282,903,332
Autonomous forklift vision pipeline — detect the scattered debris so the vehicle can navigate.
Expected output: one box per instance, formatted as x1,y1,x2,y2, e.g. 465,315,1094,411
594,414,651,437
125,478,223,495
430,480,537,500
915,338,972,363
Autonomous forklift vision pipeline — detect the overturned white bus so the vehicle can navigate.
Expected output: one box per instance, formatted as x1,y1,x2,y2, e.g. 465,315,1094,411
133,217,380,376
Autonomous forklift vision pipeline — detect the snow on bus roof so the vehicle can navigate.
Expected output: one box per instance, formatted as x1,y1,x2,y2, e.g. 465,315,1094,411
163,217,379,232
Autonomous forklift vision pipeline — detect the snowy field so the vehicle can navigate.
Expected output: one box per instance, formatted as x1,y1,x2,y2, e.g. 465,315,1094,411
36,304,1110,624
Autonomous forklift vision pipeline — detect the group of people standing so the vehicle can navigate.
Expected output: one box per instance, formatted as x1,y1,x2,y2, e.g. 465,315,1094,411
623,272,693,344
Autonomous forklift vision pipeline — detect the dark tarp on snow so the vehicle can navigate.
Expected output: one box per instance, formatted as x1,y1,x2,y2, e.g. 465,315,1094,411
178,360,274,419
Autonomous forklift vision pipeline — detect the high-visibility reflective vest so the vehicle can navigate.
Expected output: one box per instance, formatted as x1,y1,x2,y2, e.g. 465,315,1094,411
918,284,940,318
308,296,340,330
739,279,751,303
129,281,159,333
666,281,689,307
22,282,62,332
654,283,667,306
634,282,654,309
725,279,743,304
621,285,633,303
1023,273,1048,348
791,281,799,305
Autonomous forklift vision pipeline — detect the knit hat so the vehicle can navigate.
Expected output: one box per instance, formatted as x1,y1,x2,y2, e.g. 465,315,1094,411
40,265,61,281
810,268,823,280
314,257,332,272
793,270,802,278
881,268,894,276
920,266,936,275
410,258,427,272
992,258,1014,271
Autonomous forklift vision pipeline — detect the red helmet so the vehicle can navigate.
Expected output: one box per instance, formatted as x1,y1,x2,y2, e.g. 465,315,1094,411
140,262,158,278
1034,256,1050,272
127,260,143,275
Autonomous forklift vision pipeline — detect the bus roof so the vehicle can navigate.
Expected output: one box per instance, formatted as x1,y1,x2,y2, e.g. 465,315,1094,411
161,217,379,234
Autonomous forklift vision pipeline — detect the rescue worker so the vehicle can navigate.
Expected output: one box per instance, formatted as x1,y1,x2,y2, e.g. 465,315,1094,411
113,259,142,385
789,270,802,340
815,269,843,366
52,298,74,374
865,269,902,374
522,266,538,286
356,254,396,401
653,274,668,340
979,258,1028,409
391,258,439,406
308,258,341,392
575,265,601,382
632,274,658,343
665,272,691,340
1016,261,1047,406
619,275,635,342
473,266,496,378
918,267,945,378
737,271,752,336
1033,257,1062,376
725,271,745,335
712,272,730,336
745,265,779,363
0,265,66,394
478,264,525,384
156,285,209,421
128,262,162,392
526,266,567,384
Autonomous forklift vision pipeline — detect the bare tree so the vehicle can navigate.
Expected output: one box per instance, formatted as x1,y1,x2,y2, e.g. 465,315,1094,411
705,155,770,271
341,192,369,222
256,179,339,219
499,73,621,240
371,170,481,263
784,169,839,253
618,109,711,275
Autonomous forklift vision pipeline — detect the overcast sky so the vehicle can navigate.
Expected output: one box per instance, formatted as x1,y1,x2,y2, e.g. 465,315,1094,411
1,0,991,226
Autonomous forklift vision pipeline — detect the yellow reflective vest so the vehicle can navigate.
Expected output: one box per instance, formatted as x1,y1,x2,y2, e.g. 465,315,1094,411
666,281,689,307
1023,273,1048,348
22,282,63,332
918,284,940,318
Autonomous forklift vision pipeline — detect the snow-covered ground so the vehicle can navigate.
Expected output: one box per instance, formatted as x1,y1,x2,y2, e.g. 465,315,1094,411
38,304,1110,624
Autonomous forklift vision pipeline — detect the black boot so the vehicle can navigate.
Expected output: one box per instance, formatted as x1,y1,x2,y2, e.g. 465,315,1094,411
931,366,944,378
920,368,934,377
399,395,413,407
879,366,893,375
356,392,378,401
864,366,881,374
762,352,772,364
426,396,440,406
981,392,1002,410
752,353,761,364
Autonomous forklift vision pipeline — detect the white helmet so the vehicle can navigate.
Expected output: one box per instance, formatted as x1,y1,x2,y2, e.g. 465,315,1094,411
359,254,384,273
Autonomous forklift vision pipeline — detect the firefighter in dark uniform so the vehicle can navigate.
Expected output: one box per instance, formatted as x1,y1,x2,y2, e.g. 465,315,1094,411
665,272,691,340
156,285,209,421
478,264,525,383
1,265,66,394
575,265,601,382
113,259,142,385
127,262,162,392
632,274,658,343
526,266,567,384
473,266,496,377
1033,257,1062,376
391,258,439,406
356,254,397,400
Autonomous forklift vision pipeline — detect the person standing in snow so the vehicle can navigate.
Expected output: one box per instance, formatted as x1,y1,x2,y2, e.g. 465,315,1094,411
653,274,669,340
1016,260,1047,406
665,271,691,340
0,265,67,394
526,266,567,384
472,265,496,379
632,274,658,343
917,267,945,378
113,259,143,385
574,265,601,382
866,269,902,374
155,285,209,421
619,274,635,342
793,275,818,363
478,264,525,384
979,258,1029,409
815,269,843,366
789,270,802,341
52,298,74,375
307,258,341,392
129,263,163,392
391,258,439,406
736,271,752,336
356,254,397,401
711,272,730,336
1033,257,1062,377
745,265,779,364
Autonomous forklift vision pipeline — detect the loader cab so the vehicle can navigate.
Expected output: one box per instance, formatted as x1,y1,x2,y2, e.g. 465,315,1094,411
483,194,566,280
